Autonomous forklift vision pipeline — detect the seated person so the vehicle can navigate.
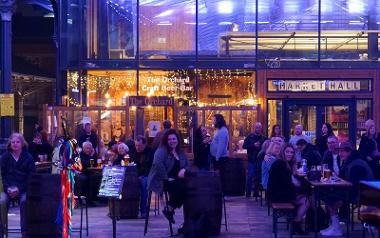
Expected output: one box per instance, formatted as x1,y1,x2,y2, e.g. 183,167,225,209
0,133,36,238
321,142,374,236
268,143,309,235
148,129,190,224
131,135,153,218
76,141,97,204
296,139,322,170
28,132,53,162
113,143,129,166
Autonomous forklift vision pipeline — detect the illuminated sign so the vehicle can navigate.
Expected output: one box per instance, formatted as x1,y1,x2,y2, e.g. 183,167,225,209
268,79,371,92
128,96,174,106
142,76,193,92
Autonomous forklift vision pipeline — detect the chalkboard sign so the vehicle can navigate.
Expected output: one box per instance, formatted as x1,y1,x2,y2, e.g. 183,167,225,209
98,166,126,199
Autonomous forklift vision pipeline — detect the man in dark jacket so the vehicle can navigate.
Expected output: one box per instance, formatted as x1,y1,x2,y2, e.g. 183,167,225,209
322,135,341,176
132,136,153,218
321,141,374,236
296,139,321,169
76,141,97,204
243,122,266,197
78,122,99,151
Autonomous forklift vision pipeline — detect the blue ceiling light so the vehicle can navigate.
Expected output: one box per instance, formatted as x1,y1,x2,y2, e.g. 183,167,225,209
348,0,366,14
155,9,174,18
24,0,53,12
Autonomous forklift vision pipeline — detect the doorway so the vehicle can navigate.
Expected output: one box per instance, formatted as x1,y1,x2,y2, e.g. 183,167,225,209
284,99,356,143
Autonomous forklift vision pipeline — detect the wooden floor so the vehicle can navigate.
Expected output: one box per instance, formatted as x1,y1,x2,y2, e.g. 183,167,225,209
6,196,378,238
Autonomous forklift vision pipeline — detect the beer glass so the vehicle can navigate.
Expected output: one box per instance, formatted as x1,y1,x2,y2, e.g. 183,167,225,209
323,169,332,180
90,159,94,168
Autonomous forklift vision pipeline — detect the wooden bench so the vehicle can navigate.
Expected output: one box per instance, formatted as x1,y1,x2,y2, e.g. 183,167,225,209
272,202,295,238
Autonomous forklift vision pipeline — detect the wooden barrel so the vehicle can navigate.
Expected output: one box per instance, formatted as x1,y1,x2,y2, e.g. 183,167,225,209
109,166,140,219
184,171,223,236
222,158,246,196
27,174,61,238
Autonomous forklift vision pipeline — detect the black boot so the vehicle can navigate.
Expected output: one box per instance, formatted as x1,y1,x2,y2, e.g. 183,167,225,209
292,221,308,235
162,206,175,224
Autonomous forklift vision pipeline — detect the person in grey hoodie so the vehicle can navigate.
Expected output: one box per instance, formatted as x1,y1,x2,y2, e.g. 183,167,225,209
210,114,229,171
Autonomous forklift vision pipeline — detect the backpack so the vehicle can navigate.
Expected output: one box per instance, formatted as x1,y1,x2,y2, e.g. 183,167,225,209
184,212,209,238
306,206,330,232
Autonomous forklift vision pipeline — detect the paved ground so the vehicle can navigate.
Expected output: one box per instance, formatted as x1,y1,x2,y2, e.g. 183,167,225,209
6,196,378,238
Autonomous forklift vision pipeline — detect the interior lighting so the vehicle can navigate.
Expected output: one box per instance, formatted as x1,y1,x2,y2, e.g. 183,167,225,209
155,9,174,18
348,0,365,14
218,1,233,14
105,93,110,99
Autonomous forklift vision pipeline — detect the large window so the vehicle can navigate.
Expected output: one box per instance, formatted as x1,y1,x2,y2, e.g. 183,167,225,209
257,0,319,60
85,0,137,59
321,0,379,60
198,70,256,106
138,70,196,104
198,0,256,57
139,0,196,58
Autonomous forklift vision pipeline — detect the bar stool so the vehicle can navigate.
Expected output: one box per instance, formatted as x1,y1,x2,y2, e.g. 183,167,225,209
144,191,173,236
73,195,89,238
272,202,295,238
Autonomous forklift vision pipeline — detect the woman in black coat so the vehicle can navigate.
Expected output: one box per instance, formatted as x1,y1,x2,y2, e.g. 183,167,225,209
358,119,380,179
193,126,211,170
268,143,309,235
316,123,334,157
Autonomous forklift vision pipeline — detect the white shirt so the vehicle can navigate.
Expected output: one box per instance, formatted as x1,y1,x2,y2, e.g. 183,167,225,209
332,154,340,175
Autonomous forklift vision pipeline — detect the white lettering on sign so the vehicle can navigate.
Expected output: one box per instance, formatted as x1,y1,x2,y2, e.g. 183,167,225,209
143,76,193,92
273,80,362,92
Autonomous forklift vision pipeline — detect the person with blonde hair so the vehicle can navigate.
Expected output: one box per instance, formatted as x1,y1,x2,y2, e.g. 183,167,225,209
358,119,380,179
261,142,281,190
0,133,36,238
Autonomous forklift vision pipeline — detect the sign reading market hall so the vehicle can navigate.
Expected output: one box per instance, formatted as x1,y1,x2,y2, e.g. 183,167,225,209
268,79,372,92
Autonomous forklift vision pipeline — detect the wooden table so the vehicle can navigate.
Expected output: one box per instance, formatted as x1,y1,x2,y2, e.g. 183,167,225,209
309,178,352,238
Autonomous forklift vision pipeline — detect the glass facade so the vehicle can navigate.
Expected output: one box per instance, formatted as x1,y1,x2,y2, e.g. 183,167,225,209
61,0,380,63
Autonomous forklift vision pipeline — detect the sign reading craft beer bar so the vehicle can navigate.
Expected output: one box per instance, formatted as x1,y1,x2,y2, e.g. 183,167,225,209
128,96,174,106
268,79,372,92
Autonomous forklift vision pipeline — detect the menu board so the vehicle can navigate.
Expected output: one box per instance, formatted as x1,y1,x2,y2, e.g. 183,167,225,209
98,166,126,199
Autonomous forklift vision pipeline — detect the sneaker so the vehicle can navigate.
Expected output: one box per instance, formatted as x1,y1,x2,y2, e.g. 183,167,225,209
320,225,333,234
321,227,343,236
162,207,175,224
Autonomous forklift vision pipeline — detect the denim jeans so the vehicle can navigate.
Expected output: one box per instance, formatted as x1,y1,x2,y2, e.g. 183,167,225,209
246,161,255,195
0,192,27,233
139,176,148,216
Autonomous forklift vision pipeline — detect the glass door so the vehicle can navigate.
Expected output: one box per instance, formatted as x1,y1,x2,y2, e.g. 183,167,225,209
285,100,355,144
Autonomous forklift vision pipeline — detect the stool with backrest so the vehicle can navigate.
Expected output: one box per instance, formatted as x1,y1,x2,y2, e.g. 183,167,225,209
73,195,89,238
272,202,295,238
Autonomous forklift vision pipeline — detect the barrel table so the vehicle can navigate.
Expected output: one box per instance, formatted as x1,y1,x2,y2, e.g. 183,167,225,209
27,174,61,238
108,166,140,219
222,157,246,196
183,171,223,236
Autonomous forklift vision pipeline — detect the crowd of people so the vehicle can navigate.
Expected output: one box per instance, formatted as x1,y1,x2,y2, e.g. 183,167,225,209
0,116,378,237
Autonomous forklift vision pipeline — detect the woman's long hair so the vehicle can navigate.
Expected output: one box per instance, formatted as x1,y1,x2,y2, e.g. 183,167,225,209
7,133,28,151
270,124,281,138
161,129,183,153
214,114,226,129
323,123,334,136
279,143,297,174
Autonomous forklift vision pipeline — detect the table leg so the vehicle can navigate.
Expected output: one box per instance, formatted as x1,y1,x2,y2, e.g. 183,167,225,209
314,190,318,238
346,190,350,238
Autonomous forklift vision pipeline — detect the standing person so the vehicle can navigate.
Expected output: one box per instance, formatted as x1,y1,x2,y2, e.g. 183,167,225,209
0,133,36,238
270,124,283,139
148,129,190,224
358,119,380,180
322,136,341,176
78,122,99,152
210,114,229,172
132,136,153,218
193,126,211,170
268,143,309,235
243,122,266,198
152,120,172,151
316,123,334,158
289,124,311,163
28,132,53,162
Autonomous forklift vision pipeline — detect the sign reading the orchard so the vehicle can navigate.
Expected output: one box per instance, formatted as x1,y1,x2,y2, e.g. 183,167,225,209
128,96,174,106
268,79,371,93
